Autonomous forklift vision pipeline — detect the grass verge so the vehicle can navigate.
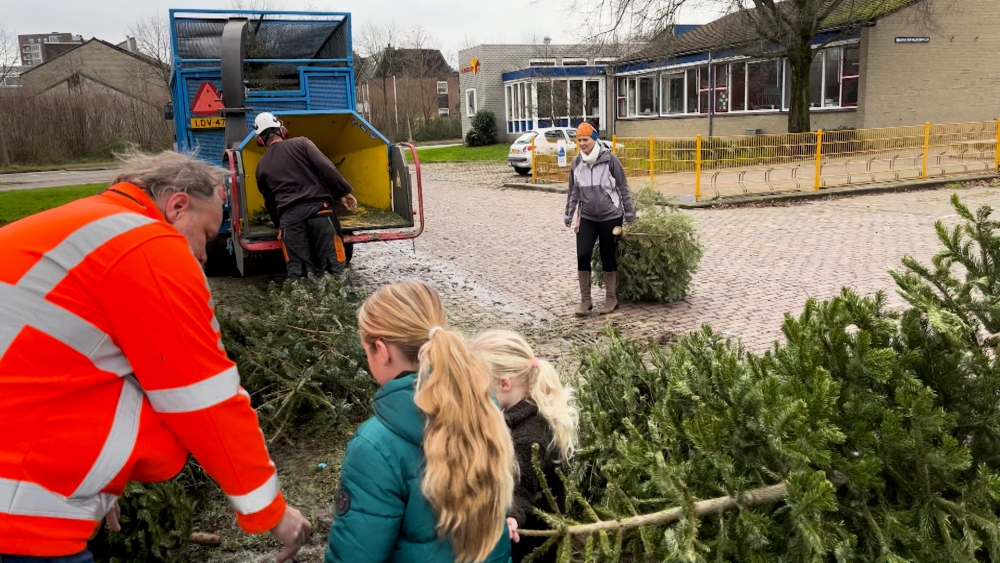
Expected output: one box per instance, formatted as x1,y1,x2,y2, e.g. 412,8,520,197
411,144,509,163
0,183,106,226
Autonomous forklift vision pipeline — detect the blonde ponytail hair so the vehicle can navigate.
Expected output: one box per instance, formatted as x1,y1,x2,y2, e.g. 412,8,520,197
357,282,516,563
471,330,578,462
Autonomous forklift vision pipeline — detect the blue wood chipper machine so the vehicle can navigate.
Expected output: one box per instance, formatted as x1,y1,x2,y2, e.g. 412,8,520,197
166,9,424,275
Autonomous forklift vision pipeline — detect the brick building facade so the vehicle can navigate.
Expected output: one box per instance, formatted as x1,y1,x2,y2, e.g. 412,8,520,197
458,43,623,140
19,39,169,106
610,0,1000,138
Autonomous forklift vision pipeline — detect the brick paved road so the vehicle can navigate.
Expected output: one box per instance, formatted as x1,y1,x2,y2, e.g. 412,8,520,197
348,164,999,356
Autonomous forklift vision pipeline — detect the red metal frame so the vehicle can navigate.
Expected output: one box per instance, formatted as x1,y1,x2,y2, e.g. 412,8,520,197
224,143,424,253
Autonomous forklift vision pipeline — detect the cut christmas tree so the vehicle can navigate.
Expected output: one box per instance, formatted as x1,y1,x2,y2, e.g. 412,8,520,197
532,195,1000,562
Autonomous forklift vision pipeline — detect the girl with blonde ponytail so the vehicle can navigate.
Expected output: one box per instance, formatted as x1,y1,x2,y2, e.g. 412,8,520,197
325,282,516,563
470,330,579,563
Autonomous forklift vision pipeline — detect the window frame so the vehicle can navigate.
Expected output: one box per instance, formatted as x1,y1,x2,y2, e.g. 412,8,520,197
438,107,450,117
436,81,448,95
659,72,686,114
840,45,860,108
561,58,588,66
528,58,557,67
616,42,859,120
465,88,477,117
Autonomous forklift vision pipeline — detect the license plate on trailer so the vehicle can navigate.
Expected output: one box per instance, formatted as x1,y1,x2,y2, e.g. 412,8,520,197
190,117,226,129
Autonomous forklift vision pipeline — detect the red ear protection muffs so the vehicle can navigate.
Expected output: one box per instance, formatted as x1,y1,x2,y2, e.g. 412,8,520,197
256,126,288,147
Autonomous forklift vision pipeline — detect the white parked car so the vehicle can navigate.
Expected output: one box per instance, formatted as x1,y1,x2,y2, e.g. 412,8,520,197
507,127,622,176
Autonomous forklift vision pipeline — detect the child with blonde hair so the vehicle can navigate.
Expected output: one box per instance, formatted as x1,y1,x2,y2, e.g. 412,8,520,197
471,330,579,563
325,282,517,563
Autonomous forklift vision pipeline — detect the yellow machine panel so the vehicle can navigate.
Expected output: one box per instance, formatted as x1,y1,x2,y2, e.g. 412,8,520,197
240,112,392,223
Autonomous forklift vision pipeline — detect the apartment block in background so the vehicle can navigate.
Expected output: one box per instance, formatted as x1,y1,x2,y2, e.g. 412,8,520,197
18,32,84,67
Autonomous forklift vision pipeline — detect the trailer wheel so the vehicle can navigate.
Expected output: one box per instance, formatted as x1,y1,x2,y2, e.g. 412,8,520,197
205,235,239,277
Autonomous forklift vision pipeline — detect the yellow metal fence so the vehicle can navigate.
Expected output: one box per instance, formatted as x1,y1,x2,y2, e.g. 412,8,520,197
532,120,1000,201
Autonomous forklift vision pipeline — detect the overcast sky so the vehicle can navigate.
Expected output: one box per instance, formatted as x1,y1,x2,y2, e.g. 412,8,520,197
6,0,722,64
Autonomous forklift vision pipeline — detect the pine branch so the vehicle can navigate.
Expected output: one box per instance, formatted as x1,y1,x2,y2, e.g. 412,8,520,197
520,473,847,538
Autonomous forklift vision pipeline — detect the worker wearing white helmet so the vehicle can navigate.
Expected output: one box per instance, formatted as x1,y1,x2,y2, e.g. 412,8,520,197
253,112,358,279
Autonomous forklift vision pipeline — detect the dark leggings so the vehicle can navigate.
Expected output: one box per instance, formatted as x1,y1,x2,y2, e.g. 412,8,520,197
577,216,623,272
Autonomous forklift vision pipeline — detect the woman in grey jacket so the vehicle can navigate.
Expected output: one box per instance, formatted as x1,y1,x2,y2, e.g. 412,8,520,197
564,122,635,315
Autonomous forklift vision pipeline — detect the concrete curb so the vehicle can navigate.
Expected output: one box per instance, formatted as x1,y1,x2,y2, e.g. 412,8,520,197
676,174,999,208
501,182,567,194
503,173,1000,207
0,166,114,176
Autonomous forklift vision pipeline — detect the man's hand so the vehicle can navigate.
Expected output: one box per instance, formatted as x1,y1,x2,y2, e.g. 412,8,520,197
507,517,520,543
565,220,572,229
277,228,283,241
341,194,358,211
272,505,312,563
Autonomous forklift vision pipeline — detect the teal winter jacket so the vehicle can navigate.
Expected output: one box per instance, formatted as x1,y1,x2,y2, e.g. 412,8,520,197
325,372,512,563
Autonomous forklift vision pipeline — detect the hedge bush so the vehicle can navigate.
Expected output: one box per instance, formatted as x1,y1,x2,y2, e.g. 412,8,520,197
413,117,462,143
465,110,498,147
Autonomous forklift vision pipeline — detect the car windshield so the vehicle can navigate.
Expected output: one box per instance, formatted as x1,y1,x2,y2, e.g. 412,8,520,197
514,133,536,145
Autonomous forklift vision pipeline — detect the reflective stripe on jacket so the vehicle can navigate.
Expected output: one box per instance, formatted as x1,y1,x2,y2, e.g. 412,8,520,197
0,183,285,557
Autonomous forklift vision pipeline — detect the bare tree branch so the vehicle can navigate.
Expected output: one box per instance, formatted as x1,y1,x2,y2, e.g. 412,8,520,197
127,14,172,89
0,23,18,85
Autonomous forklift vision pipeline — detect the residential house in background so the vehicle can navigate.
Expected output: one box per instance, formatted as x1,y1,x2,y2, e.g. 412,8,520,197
609,0,1000,137
19,38,169,106
0,66,24,89
355,46,459,135
18,32,84,67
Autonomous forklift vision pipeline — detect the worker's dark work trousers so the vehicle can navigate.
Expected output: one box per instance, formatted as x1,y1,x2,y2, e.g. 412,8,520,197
577,216,623,272
281,215,346,280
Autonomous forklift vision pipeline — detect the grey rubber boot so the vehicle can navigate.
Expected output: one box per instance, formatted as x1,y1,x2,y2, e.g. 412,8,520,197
599,271,618,314
575,271,593,316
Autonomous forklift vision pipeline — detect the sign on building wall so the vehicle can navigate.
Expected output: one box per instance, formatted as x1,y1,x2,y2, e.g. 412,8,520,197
460,57,481,74
895,37,930,44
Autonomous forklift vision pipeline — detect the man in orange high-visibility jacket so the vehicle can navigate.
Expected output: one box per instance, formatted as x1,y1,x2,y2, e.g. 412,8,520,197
0,152,311,563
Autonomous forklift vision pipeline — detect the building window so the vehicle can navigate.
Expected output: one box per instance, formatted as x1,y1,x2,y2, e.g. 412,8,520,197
617,75,659,117
529,59,557,67
841,45,860,107
437,81,448,95
553,80,569,118
570,80,584,116
747,60,780,110
731,64,746,112
585,80,601,119
783,46,859,110
638,76,657,115
562,58,587,66
660,72,685,114
439,107,450,117
48,35,59,43
537,81,553,121
466,89,477,117
594,58,616,65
